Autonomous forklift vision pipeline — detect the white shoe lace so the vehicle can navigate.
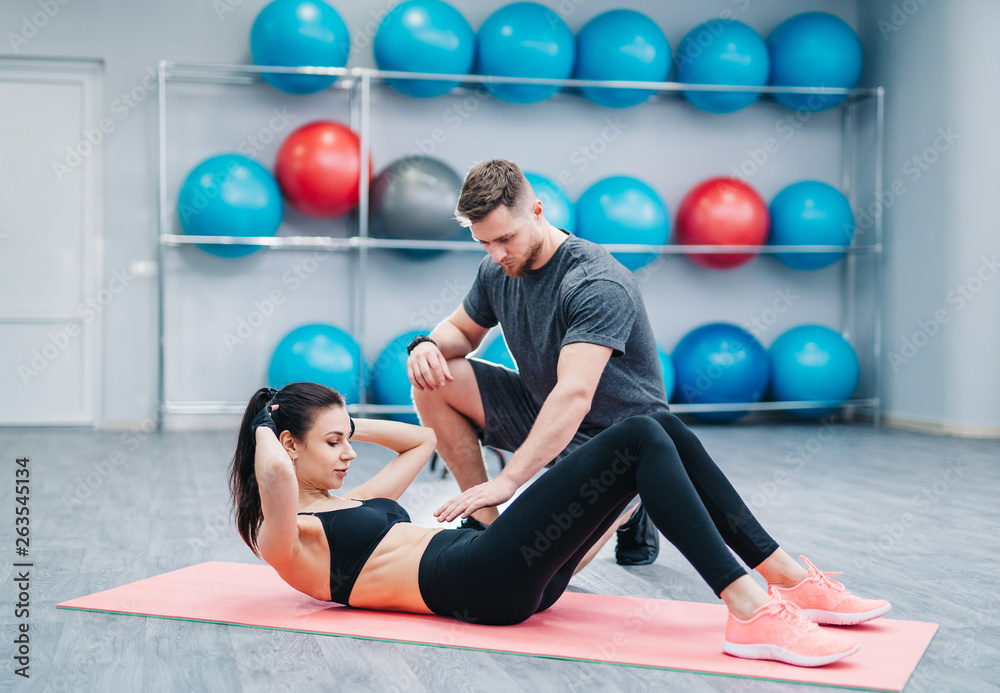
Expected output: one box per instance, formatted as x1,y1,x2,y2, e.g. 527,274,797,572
800,555,847,592
764,587,819,632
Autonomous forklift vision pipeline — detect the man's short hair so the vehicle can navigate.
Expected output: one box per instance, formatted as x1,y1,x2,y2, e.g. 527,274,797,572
455,159,533,228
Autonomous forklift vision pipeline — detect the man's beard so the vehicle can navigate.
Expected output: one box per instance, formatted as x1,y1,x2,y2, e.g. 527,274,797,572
501,236,543,278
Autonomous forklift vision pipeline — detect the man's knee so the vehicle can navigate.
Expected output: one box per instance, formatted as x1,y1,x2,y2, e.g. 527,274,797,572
411,357,485,429
411,357,472,406
410,381,437,407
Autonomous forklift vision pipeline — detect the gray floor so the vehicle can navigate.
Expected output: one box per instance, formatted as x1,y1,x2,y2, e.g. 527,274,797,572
1,418,998,693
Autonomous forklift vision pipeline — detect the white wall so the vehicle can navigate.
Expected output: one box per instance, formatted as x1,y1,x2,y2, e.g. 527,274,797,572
858,0,1000,436
0,59,102,424
16,0,965,434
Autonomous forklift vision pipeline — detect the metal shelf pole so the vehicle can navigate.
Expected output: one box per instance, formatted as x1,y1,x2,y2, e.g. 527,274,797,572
873,88,885,427
156,60,169,431
841,94,857,423
356,70,372,413
159,235,878,254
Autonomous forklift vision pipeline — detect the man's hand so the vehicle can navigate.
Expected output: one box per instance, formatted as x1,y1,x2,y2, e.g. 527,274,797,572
407,341,455,391
434,476,519,523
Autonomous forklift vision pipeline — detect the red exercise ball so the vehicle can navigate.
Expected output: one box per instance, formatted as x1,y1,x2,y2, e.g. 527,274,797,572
275,120,369,218
676,177,770,269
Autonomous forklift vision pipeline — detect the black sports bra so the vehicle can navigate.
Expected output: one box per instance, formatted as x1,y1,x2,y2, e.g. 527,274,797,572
298,498,410,605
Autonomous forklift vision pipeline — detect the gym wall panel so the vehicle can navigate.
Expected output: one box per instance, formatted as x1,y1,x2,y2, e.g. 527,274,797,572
938,0,1000,433
0,324,85,410
859,0,1000,435
0,59,102,424
0,81,85,307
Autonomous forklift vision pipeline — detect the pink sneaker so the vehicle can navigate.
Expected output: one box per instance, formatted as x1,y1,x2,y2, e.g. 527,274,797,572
723,588,860,667
773,556,892,626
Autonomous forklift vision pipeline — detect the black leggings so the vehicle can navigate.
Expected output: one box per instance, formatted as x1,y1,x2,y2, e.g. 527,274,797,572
417,412,780,625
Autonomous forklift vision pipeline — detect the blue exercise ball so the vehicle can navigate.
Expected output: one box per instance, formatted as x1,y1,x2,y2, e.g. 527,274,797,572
374,0,474,98
769,180,855,270
476,2,575,103
574,10,671,108
768,12,863,111
672,323,771,422
524,172,575,233
657,345,675,402
371,330,423,424
477,331,517,371
575,176,669,271
250,0,350,94
269,324,365,403
768,324,859,419
675,19,770,113
177,154,283,258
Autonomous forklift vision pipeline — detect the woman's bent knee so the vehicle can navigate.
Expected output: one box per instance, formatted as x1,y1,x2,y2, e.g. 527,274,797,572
621,414,673,441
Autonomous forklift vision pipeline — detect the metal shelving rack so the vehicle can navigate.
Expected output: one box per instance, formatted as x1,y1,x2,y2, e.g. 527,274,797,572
156,60,883,429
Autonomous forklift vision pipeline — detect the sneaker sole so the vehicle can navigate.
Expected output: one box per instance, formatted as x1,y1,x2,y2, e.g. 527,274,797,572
615,552,658,566
722,640,861,667
800,603,892,626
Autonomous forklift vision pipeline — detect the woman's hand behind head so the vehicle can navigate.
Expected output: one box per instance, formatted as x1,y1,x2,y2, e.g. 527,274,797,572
251,402,279,438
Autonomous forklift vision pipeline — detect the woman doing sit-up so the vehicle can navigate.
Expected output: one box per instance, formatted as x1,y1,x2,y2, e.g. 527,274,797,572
229,381,890,668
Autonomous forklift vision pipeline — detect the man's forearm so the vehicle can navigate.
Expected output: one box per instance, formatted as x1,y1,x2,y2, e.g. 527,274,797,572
428,319,476,359
498,386,592,488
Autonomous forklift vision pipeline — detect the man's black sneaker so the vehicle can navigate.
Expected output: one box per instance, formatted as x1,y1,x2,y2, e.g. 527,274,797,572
458,516,487,531
615,503,659,566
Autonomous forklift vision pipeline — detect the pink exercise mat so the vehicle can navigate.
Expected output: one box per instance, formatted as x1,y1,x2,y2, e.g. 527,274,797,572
57,561,936,691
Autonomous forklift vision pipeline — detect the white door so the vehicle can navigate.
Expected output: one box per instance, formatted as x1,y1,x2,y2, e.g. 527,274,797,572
0,58,102,425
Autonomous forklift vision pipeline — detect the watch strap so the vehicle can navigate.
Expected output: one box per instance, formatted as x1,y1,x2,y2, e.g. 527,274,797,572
407,335,437,355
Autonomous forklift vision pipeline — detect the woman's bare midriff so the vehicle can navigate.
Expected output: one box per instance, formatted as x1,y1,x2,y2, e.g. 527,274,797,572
278,516,444,614
349,523,444,613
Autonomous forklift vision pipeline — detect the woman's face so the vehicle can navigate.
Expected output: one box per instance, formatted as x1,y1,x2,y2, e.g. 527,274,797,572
283,406,356,490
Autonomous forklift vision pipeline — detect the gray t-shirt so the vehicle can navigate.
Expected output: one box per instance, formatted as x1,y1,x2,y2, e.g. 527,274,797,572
463,232,669,430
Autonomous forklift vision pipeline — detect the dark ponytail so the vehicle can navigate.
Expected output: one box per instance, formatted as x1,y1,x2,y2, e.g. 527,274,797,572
228,382,346,559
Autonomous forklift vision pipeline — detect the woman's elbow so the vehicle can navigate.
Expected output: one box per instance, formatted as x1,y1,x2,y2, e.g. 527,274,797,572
256,455,294,483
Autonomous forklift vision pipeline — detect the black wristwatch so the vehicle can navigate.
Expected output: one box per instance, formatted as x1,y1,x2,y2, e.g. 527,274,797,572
407,334,437,355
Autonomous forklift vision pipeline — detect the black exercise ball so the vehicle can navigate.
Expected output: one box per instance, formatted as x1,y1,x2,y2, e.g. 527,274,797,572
369,155,467,258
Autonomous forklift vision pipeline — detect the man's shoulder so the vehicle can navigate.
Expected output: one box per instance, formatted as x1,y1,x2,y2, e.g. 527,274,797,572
560,236,638,293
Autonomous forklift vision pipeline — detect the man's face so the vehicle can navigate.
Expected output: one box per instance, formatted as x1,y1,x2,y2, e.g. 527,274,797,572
470,201,543,278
